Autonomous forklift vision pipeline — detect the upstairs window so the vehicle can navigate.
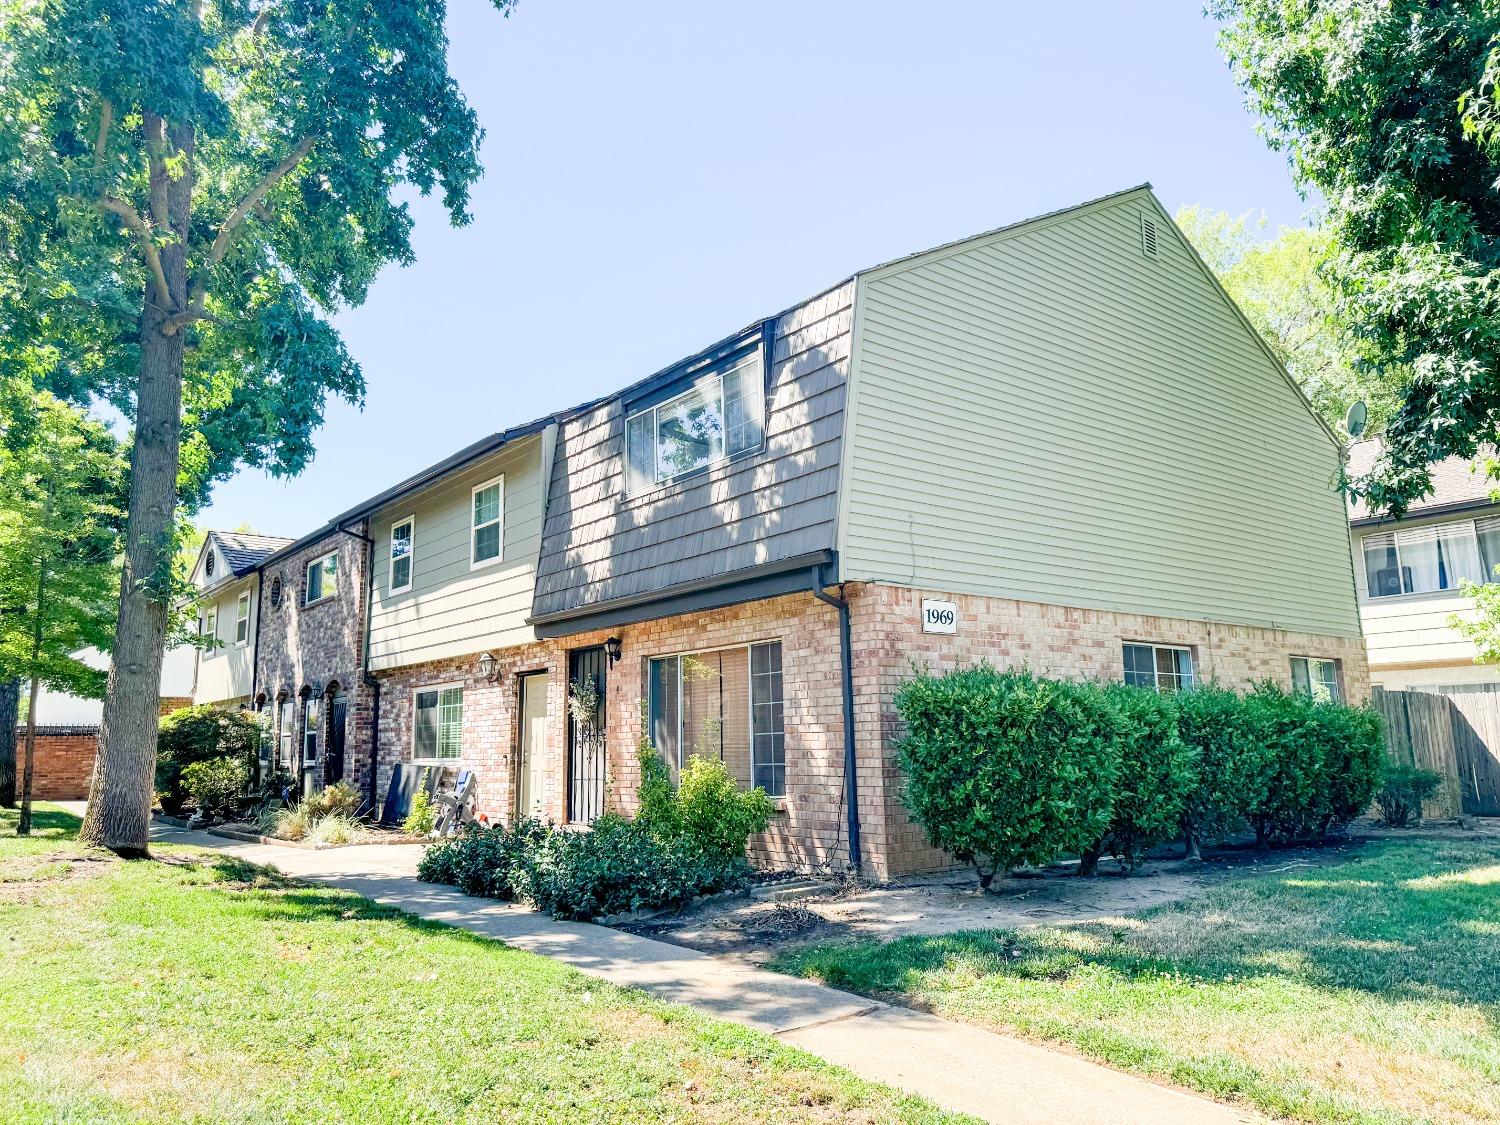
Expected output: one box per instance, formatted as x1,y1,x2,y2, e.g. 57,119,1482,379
1123,643,1194,692
235,592,250,646
471,477,503,568
390,516,415,592
1362,518,1497,597
305,551,337,604
414,685,463,760
1290,656,1341,703
203,606,218,651
624,343,765,493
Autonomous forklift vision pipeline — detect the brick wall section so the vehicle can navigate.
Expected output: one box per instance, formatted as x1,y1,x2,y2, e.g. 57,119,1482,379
19,726,99,800
370,582,1368,879
845,583,1372,878
254,523,372,796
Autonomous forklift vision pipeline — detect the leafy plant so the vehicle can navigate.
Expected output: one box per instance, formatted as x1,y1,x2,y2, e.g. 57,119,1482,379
1176,683,1272,859
895,665,1118,888
156,705,263,816
306,811,365,847
301,782,362,820
674,755,775,865
1079,685,1198,875
403,790,436,836
417,818,550,898
1376,763,1443,828
180,757,249,819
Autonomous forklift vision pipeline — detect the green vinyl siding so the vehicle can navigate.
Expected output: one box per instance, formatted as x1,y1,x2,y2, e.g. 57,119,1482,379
839,190,1360,637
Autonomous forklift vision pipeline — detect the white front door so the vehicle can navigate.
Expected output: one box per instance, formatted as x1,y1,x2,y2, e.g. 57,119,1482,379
517,672,548,819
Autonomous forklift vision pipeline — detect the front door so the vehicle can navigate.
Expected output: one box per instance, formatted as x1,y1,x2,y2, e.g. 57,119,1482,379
567,647,607,824
326,697,348,786
516,672,548,819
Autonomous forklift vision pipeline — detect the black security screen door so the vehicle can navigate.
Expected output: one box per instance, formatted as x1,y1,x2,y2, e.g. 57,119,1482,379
567,647,607,824
326,698,348,784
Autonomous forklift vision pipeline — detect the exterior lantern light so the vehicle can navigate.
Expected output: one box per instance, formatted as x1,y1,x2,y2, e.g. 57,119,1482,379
477,651,498,682
603,636,623,665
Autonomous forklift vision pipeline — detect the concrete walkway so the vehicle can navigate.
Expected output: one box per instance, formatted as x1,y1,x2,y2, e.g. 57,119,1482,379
153,823,1252,1125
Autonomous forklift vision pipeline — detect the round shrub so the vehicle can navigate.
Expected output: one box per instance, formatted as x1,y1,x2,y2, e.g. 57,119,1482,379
1080,684,1198,874
1376,762,1443,827
156,704,262,815
1175,683,1272,858
1242,684,1327,844
180,756,250,818
672,755,775,864
1312,702,1384,834
895,665,1118,887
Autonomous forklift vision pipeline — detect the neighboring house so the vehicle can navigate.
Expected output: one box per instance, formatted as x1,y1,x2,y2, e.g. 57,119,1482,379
190,531,293,707
30,645,195,727
201,185,1367,878
1347,439,1500,691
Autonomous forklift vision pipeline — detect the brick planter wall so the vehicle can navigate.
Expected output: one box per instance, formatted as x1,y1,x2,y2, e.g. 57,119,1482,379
17,726,100,800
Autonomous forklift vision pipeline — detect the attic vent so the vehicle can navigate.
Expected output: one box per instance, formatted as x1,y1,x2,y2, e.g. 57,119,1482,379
205,552,215,577
269,575,283,608
1140,213,1159,260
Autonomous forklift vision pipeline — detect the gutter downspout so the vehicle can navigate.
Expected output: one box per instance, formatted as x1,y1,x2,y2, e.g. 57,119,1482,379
811,564,862,873
249,571,265,784
338,521,381,814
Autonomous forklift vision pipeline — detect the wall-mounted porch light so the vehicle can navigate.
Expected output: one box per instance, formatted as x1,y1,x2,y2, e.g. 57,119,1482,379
603,636,623,665
477,651,499,682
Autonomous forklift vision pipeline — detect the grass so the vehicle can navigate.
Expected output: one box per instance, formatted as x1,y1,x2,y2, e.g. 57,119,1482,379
773,836,1500,1125
0,805,971,1124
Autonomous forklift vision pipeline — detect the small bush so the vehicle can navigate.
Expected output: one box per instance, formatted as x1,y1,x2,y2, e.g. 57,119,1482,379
672,756,775,864
896,665,1117,887
156,704,262,814
417,818,549,898
302,782,363,820
403,790,436,836
1080,685,1198,874
1313,702,1384,833
258,801,315,841
1376,762,1443,827
1175,683,1272,858
181,757,249,818
307,811,365,846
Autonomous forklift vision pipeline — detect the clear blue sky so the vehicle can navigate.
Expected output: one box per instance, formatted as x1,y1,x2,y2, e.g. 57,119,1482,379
199,0,1309,537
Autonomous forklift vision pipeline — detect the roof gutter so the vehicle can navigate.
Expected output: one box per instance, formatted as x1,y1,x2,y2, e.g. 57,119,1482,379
809,563,861,874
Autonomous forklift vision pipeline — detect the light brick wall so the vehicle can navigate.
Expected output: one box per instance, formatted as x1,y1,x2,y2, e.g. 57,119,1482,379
255,524,372,796
369,582,1368,879
846,583,1372,878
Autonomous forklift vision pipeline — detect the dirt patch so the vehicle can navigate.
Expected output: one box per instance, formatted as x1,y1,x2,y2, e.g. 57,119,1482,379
617,821,1498,961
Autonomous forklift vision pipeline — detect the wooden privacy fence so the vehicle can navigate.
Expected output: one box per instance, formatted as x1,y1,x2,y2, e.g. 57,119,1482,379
1373,687,1500,818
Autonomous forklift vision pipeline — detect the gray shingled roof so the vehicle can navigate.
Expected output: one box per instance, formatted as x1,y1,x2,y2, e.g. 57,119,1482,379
1348,439,1499,522
210,531,295,576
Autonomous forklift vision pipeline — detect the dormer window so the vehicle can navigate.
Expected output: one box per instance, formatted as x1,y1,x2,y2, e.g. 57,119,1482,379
624,338,766,494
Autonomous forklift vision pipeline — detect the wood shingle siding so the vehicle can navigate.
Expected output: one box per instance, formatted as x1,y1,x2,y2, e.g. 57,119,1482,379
367,432,549,672
839,191,1361,637
532,282,854,618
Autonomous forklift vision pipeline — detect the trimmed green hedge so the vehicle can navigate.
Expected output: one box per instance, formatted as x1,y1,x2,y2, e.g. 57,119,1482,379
896,665,1385,880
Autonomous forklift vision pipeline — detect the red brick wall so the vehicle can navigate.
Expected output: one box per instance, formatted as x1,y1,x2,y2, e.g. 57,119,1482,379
19,726,99,800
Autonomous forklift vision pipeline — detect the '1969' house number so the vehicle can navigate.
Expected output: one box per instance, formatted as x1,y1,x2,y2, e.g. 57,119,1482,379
922,599,957,634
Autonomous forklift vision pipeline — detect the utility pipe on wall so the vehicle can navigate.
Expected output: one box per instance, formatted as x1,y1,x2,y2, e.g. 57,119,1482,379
812,565,862,872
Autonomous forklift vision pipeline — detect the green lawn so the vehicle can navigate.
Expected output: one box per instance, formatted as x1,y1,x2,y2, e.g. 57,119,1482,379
0,805,969,1125
774,836,1500,1125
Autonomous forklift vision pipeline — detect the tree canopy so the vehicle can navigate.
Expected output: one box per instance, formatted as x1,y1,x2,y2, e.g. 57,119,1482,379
1214,0,1500,516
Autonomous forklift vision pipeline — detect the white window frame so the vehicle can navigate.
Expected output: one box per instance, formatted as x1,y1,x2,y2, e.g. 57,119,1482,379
277,697,294,769
1291,656,1341,703
389,514,415,593
302,696,319,764
411,682,464,762
1122,642,1195,693
203,605,218,656
470,476,504,570
234,591,251,646
646,638,785,796
1360,516,1500,599
624,346,766,495
305,550,338,605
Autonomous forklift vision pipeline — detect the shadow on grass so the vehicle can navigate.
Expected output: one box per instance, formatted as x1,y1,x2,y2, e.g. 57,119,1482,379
0,803,83,840
780,838,1500,1013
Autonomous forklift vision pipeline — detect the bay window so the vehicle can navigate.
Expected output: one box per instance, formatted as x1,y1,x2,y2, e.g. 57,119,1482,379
648,640,784,795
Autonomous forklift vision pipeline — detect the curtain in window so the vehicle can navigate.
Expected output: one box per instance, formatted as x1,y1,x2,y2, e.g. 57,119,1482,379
1478,517,1500,582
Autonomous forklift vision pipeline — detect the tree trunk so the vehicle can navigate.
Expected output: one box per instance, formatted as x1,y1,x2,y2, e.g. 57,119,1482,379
16,674,39,835
81,117,193,857
1077,845,1103,878
1182,823,1202,862
0,677,19,807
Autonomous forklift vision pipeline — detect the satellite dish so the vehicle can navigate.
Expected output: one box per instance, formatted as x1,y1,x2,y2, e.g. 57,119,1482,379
1345,400,1368,439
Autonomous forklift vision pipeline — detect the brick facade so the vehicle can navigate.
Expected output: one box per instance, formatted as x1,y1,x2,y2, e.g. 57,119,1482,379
253,523,373,800
370,582,1369,879
18,726,99,800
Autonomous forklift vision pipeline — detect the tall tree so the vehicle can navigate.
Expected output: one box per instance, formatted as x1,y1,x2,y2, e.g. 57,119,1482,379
1214,1,1500,514
0,394,123,835
0,678,18,807
0,0,515,853
1175,206,1398,430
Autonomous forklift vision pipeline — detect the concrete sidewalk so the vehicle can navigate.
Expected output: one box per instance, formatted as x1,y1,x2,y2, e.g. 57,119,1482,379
155,824,1251,1125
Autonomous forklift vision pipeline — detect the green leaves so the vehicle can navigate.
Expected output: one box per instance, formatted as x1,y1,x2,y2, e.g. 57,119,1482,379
1214,0,1500,514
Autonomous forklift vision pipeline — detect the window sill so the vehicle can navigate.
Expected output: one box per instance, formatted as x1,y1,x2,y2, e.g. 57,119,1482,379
469,555,504,572
302,595,337,609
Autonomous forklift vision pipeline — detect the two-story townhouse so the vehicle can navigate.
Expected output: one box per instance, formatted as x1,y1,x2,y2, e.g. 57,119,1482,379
250,522,373,798
1347,439,1500,691
208,185,1367,877
190,531,293,708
